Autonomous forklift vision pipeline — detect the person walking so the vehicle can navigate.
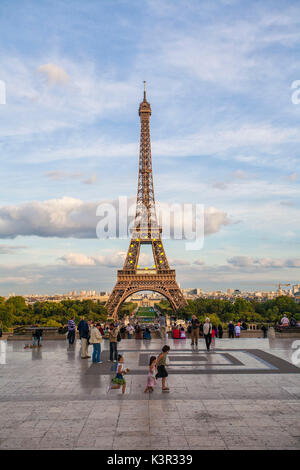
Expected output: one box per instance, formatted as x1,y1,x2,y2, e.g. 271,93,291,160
156,345,170,392
158,314,166,340
218,324,223,339
0,323,2,338
90,323,103,363
203,317,212,351
190,315,200,346
228,321,235,339
110,354,129,394
67,317,76,345
108,323,118,362
79,318,90,359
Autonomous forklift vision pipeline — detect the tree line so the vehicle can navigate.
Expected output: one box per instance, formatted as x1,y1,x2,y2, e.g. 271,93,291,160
0,295,299,331
158,296,300,325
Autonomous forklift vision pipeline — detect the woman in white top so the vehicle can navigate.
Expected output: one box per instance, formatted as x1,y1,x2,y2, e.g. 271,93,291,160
126,324,134,339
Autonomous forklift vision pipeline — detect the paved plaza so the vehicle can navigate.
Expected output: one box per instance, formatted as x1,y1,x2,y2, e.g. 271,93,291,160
0,336,300,450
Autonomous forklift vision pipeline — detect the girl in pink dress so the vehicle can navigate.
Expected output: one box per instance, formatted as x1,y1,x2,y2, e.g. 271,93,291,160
144,356,157,393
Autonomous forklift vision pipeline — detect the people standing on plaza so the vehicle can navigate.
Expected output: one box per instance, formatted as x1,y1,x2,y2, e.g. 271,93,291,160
235,323,241,338
143,327,151,340
158,314,166,339
218,324,223,339
211,327,216,349
32,327,37,347
281,314,290,327
77,317,85,340
261,324,268,338
88,319,93,340
32,327,43,348
90,323,103,363
119,323,126,339
203,317,212,351
156,345,170,392
180,326,186,339
135,323,142,339
99,324,104,336
190,314,200,346
79,318,90,359
67,317,76,345
144,356,157,393
108,323,118,362
172,324,180,339
126,323,134,339
228,321,235,339
110,354,129,394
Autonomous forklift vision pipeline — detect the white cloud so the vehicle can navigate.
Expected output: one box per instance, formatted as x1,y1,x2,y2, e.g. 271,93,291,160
193,259,205,266
213,182,228,190
60,250,153,268
46,171,83,181
45,170,97,185
0,56,139,138
232,170,247,179
289,172,297,181
228,256,300,268
60,253,96,266
169,258,190,266
83,174,97,185
0,245,27,255
0,197,231,239
37,64,69,85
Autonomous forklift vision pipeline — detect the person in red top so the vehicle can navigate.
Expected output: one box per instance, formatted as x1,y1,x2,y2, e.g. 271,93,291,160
211,326,216,348
173,325,180,339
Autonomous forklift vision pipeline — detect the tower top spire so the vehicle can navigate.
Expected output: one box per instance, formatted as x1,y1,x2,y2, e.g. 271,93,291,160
139,80,151,116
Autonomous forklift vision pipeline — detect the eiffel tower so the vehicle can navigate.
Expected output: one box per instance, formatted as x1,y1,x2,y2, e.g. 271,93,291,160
106,83,187,319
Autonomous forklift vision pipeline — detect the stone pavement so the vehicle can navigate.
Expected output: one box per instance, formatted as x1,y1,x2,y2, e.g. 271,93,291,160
0,336,299,450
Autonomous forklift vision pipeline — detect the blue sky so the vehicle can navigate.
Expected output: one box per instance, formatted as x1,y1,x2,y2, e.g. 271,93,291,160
0,0,300,295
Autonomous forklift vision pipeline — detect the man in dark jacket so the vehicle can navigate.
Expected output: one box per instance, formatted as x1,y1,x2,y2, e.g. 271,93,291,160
78,318,90,359
191,315,200,346
228,321,235,339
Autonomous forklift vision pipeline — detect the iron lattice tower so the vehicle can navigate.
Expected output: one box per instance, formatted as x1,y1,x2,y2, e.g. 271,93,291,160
106,83,187,319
